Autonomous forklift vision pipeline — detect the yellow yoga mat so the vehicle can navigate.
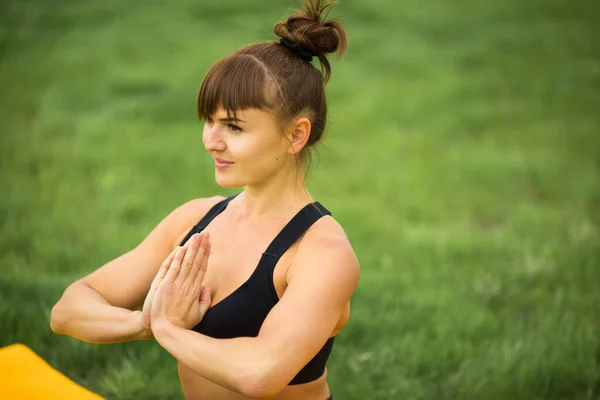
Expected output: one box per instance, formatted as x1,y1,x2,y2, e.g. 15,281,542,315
0,343,104,400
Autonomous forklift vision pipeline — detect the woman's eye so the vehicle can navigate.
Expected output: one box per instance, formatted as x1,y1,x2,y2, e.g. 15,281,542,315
227,124,243,133
205,117,214,125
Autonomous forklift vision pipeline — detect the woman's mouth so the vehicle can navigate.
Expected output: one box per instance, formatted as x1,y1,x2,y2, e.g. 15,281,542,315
214,158,234,169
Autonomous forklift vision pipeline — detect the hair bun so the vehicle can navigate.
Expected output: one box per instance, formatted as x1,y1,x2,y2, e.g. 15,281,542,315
273,0,348,82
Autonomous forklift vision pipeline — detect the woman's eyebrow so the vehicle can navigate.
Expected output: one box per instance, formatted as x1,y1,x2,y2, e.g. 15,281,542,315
218,117,247,123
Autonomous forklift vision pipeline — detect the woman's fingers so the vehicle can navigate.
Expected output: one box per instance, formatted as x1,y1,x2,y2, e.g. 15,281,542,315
199,286,212,316
159,231,210,289
179,232,203,280
163,245,188,284
151,247,178,290
192,232,211,287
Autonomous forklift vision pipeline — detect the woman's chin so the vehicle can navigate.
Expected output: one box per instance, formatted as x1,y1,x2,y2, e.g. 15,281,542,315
215,174,243,188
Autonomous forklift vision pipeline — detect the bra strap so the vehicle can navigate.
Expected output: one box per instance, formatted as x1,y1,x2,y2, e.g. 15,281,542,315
263,202,331,260
179,193,239,246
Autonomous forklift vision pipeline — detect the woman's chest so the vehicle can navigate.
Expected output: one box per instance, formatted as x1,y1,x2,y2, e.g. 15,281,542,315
200,222,298,305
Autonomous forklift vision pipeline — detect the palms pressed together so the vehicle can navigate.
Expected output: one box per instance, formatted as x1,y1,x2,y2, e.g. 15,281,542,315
141,232,213,335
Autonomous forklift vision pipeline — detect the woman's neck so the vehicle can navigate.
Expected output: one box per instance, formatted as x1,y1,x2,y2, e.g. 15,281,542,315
236,166,313,221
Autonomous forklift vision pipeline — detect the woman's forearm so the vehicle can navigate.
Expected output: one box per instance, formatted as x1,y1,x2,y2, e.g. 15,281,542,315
50,282,152,343
152,321,272,398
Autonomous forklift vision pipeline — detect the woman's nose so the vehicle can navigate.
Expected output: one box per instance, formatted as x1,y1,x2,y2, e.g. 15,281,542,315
203,123,226,152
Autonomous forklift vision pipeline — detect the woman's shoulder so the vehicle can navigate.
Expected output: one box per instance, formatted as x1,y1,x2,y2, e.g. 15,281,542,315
307,213,354,252
286,211,360,288
296,211,358,268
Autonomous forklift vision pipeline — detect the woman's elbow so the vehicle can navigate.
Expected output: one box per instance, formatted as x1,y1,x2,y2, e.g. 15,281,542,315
50,302,67,334
238,363,287,399
50,306,64,333
49,282,88,334
239,378,277,399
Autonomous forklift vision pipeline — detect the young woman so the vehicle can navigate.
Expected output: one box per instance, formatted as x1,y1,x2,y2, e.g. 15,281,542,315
50,1,359,399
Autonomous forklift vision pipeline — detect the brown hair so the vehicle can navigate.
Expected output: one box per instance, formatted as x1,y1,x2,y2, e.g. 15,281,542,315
197,0,348,173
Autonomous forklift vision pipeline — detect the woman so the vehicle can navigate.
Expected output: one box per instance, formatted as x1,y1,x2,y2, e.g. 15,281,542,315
50,1,359,399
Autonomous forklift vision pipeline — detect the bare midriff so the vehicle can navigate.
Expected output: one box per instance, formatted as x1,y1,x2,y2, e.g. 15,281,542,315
178,363,331,400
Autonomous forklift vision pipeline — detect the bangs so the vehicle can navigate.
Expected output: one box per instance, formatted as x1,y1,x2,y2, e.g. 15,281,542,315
197,53,279,121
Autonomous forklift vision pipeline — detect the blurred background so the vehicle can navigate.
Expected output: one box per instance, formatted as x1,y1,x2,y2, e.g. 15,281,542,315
1,0,599,399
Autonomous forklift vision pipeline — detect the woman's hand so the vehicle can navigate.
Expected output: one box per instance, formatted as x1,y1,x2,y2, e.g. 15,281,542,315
140,247,178,336
150,232,213,331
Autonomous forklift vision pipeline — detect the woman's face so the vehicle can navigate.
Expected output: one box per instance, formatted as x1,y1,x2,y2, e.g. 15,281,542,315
202,107,291,188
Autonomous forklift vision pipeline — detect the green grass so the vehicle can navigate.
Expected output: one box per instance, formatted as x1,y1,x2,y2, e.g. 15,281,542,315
1,0,599,399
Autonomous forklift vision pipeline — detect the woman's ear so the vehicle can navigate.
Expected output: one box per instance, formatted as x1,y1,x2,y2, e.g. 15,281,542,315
286,117,311,155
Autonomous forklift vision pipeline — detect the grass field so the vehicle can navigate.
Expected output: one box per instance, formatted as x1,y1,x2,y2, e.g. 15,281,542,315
1,0,599,399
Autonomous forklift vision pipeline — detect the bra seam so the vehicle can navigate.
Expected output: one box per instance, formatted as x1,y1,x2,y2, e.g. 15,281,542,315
207,263,267,311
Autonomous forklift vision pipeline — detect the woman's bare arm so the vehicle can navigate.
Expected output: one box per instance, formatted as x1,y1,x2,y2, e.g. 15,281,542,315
50,196,223,344
50,280,152,343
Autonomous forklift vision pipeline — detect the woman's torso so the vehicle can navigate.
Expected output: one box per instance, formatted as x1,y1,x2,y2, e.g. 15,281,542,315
175,196,350,400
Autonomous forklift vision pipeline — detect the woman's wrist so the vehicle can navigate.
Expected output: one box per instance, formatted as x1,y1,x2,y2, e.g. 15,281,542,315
130,310,154,340
151,318,183,342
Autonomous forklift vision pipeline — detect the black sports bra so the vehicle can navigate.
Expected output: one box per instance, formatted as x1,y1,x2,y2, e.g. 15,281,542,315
179,194,335,385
